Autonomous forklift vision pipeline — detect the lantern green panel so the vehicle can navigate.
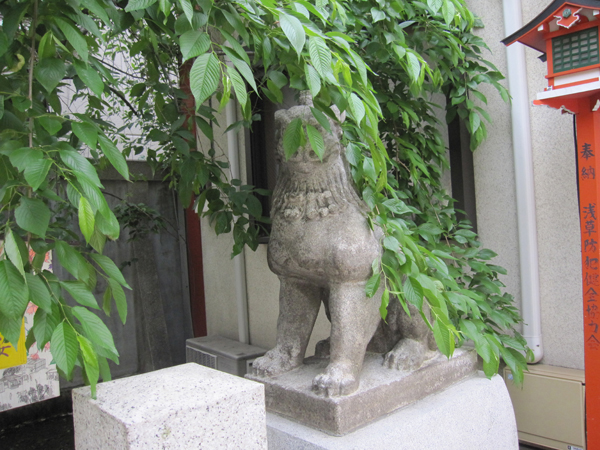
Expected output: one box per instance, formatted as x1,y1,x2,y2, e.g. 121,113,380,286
552,27,600,73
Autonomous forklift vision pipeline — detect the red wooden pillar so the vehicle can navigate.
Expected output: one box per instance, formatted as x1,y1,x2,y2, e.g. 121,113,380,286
576,95,600,447
180,60,207,337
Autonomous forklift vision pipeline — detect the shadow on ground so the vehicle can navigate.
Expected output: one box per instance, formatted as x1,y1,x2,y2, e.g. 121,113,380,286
0,414,74,450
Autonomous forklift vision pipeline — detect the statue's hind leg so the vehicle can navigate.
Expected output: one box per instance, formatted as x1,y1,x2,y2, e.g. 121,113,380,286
383,303,438,370
312,281,381,397
252,277,322,377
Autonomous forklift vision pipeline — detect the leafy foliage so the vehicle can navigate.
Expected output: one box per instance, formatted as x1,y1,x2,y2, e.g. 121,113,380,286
0,0,530,398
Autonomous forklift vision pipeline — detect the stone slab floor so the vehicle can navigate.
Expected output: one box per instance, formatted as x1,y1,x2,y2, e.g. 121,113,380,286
0,415,551,450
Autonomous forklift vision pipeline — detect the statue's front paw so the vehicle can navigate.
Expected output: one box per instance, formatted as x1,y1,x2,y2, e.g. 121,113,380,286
251,349,300,377
383,338,436,371
312,361,358,397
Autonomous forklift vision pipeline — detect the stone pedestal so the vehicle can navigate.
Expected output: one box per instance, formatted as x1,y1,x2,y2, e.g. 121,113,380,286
72,363,267,449
247,348,478,435
266,372,518,450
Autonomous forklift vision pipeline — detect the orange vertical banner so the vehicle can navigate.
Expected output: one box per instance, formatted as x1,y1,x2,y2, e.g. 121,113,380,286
576,96,600,448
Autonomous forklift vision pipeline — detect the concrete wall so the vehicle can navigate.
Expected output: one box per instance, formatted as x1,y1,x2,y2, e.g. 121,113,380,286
57,162,194,388
201,0,585,370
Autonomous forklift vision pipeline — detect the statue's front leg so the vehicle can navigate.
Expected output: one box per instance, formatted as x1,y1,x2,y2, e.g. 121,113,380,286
312,282,381,397
252,277,322,377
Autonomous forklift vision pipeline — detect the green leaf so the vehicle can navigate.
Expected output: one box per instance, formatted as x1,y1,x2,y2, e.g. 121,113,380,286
78,335,99,398
348,93,365,124
55,241,86,281
380,288,390,320
4,229,25,276
279,12,305,57
54,18,88,63
362,158,377,183
34,58,66,93
308,36,332,78
32,304,60,349
108,278,128,324
305,64,321,98
283,118,303,160
406,52,421,83
433,318,454,357
102,285,111,315
15,197,51,238
0,312,23,349
470,111,481,133
38,116,63,135
61,281,99,309
96,210,120,240
222,8,249,43
72,306,118,355
190,53,220,108
80,0,111,24
427,0,443,13
79,197,95,243
442,0,456,25
178,0,194,23
125,0,157,11
228,66,247,108
306,124,324,160
180,30,211,62
245,195,262,218
89,226,107,254
72,122,98,149
98,135,129,180
482,349,500,378
0,32,8,57
24,158,52,191
221,47,257,93
90,254,131,289
349,49,368,86
499,346,526,385
51,322,79,379
98,355,111,381
0,95,4,120
265,80,283,104
7,147,41,172
221,30,251,66
403,277,423,309
59,147,103,187
78,177,110,219
365,271,381,298
371,8,385,22
73,60,104,97
310,108,332,134
25,273,52,313
0,260,29,318
383,236,400,252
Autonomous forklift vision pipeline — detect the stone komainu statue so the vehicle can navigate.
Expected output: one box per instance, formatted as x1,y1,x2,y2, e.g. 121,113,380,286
251,93,438,397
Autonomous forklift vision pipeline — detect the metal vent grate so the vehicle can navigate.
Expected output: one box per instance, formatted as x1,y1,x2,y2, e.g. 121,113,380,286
186,347,217,369
553,27,599,73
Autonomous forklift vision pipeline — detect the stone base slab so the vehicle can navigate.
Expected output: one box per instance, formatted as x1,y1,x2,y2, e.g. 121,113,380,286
247,348,477,435
266,372,518,450
73,363,267,449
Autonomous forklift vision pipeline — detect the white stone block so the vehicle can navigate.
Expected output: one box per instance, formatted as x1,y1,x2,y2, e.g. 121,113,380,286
266,372,518,450
72,363,267,449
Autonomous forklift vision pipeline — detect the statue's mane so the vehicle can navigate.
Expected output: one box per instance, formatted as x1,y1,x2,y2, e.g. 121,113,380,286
271,156,367,222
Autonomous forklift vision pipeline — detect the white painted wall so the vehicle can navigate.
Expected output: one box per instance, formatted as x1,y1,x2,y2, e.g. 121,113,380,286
468,0,584,369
